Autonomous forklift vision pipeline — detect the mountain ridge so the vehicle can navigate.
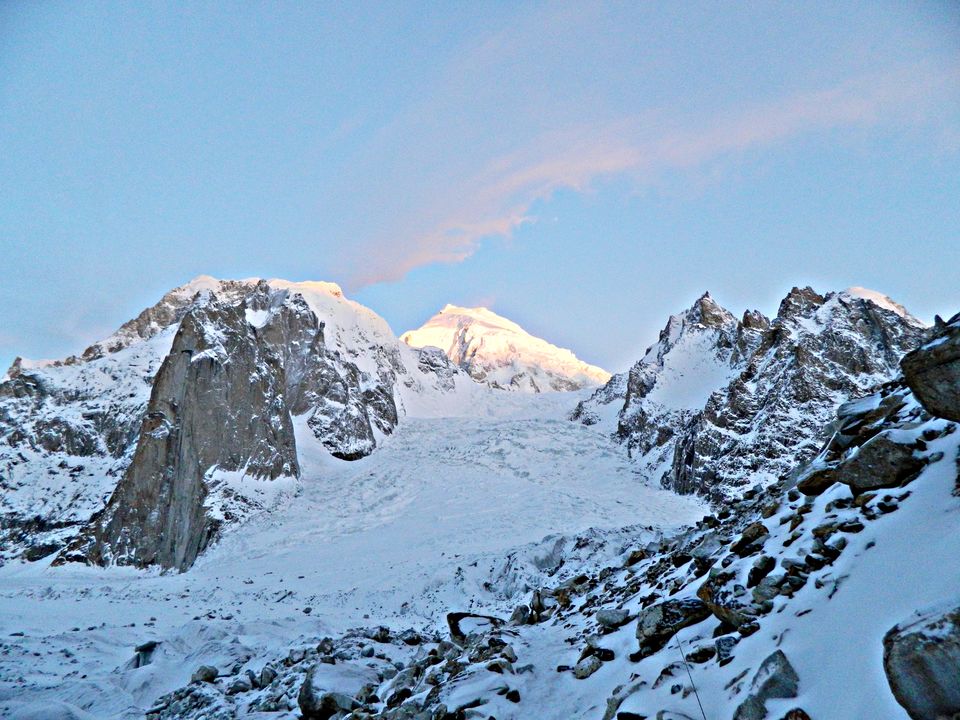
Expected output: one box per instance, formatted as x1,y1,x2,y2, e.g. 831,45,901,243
574,285,927,500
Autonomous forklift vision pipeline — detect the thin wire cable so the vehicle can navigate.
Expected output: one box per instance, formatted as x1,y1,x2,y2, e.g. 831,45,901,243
675,632,707,720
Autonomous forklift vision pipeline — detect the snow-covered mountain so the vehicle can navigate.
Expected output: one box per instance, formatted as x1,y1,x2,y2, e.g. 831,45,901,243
574,287,926,500
2,277,958,720
1,276,489,569
401,305,610,393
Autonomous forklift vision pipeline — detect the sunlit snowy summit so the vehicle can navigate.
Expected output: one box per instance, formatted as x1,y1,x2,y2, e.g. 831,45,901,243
401,304,611,393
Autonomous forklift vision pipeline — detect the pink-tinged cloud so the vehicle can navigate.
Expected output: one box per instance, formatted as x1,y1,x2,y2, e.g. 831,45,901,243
347,61,959,290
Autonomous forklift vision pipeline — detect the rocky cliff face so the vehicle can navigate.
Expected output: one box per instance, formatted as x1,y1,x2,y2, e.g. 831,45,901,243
62,281,417,570
574,287,926,500
58,286,302,570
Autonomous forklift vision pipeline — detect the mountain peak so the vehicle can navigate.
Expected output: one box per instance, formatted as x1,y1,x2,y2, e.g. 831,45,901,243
401,306,609,393
775,285,826,320
690,291,737,328
638,292,739,367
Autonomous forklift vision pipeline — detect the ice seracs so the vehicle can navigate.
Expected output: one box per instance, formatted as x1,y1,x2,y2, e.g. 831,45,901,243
400,304,610,393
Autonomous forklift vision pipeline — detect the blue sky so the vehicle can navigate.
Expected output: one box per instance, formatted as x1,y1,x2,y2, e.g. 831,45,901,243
1,2,958,372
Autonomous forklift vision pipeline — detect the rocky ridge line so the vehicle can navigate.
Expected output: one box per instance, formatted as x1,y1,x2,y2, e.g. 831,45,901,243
574,287,926,501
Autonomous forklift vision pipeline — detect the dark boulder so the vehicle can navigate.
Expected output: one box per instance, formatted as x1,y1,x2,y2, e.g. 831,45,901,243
733,650,800,720
698,571,758,628
633,598,710,659
835,431,926,493
901,313,960,422
884,602,960,720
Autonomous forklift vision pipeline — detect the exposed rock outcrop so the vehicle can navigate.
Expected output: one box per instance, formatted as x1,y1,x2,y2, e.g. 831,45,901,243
58,289,301,570
51,280,408,570
902,311,960,422
733,650,800,720
634,598,710,659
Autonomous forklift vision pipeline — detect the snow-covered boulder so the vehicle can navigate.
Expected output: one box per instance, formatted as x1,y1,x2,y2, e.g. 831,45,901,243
884,601,960,720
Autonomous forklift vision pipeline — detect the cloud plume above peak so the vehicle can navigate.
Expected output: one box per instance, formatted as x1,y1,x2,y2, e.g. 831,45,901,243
343,58,959,290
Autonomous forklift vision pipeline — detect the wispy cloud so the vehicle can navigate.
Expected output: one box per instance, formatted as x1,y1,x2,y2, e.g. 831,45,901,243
346,60,958,289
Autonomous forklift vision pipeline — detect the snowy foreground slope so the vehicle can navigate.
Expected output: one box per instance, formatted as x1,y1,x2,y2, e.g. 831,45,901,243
401,305,610,393
0,279,958,720
0,390,704,719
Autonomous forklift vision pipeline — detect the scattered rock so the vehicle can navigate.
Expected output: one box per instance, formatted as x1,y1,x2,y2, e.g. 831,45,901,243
747,556,775,588
446,612,503,645
634,598,710,659
715,635,739,666
731,522,769,557
733,650,799,720
297,663,371,719
596,607,631,629
796,466,837,496
573,655,603,679
685,644,716,663
133,640,159,668
385,687,412,708
190,665,218,684
697,572,758,628
259,665,277,687
509,604,531,625
225,675,251,695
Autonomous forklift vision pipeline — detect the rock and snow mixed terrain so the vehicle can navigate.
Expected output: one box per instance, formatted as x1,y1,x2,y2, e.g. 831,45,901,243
0,277,957,720
573,287,926,500
401,305,610,393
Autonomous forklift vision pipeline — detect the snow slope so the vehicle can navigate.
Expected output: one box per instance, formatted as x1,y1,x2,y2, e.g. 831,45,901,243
415,418,960,720
401,305,610,393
